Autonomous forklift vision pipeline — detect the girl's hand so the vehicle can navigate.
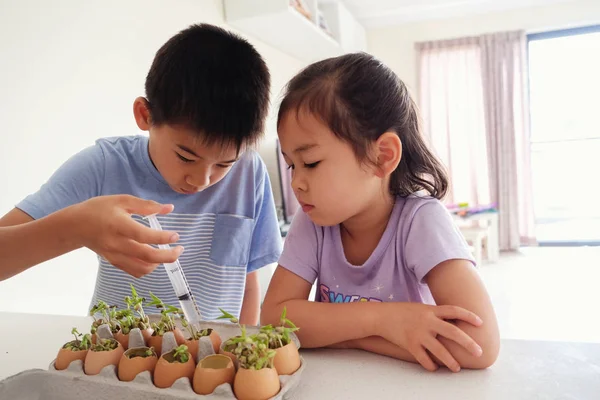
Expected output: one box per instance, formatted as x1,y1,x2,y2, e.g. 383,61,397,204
377,302,483,372
71,195,183,278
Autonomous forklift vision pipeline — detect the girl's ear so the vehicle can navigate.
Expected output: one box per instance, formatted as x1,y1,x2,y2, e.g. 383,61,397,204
133,97,152,131
374,132,402,178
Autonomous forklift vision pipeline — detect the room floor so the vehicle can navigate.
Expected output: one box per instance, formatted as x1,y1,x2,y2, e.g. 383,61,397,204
478,246,600,343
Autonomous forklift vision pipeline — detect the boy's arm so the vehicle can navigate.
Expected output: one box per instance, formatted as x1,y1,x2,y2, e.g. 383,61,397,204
0,196,183,281
0,208,81,280
239,270,260,325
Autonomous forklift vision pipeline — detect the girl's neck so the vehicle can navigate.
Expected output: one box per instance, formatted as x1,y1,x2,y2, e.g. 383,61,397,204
340,191,395,243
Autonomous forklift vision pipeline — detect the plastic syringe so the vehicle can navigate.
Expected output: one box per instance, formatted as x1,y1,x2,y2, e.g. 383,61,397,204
145,214,202,327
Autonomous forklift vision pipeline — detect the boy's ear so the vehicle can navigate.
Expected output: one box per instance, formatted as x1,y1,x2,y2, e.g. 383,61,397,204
133,97,152,131
374,132,402,178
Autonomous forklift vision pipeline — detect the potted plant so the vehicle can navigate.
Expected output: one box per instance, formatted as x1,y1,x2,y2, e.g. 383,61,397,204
55,328,92,370
84,336,124,376
154,344,195,389
258,306,301,375
146,292,185,355
115,285,153,349
181,315,222,362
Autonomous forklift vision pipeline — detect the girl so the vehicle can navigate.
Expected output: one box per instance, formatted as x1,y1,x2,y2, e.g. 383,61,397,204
261,53,499,372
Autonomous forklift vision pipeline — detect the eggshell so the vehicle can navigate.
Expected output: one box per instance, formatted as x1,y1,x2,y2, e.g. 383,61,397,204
234,367,280,400
273,342,301,375
192,354,235,395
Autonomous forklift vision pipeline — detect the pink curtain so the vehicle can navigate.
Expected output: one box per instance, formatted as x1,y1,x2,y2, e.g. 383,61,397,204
416,31,536,250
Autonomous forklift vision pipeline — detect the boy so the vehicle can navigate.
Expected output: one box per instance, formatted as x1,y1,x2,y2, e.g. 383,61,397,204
0,24,281,324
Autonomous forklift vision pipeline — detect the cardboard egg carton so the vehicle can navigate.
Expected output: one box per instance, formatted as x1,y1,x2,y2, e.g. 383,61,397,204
0,321,304,400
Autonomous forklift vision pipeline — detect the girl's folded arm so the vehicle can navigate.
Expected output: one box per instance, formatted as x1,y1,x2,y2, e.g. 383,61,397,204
425,259,500,369
261,266,385,348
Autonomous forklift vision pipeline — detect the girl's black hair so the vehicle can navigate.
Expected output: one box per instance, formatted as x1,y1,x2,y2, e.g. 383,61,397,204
277,52,448,199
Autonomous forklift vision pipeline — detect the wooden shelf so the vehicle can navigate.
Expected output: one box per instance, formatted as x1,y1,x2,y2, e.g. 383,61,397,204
224,0,364,62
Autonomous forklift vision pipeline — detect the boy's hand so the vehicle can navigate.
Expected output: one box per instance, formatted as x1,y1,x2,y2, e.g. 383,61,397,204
376,302,483,372
71,195,183,278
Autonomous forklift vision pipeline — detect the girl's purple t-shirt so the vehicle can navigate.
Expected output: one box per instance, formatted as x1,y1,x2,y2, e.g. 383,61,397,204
278,196,475,305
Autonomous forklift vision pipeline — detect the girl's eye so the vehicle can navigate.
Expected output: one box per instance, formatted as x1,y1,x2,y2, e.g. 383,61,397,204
304,161,320,169
176,153,194,163
216,164,233,169
286,164,294,170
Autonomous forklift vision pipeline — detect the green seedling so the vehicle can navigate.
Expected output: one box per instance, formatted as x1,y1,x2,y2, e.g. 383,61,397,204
164,345,190,364
258,306,299,349
126,347,156,359
147,292,181,336
91,338,119,352
63,328,92,351
181,315,212,340
89,301,120,334
120,285,150,334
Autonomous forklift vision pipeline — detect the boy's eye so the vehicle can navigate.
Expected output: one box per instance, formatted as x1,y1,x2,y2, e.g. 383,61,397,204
176,153,194,163
304,161,320,169
216,164,233,169
286,164,294,170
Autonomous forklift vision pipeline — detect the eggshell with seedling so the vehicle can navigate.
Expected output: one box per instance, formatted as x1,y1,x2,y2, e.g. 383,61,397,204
84,339,124,376
55,342,88,371
118,347,158,382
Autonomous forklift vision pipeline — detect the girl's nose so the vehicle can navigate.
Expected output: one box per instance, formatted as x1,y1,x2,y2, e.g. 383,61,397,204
291,172,307,193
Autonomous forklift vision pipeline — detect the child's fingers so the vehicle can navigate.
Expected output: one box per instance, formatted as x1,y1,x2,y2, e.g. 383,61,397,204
412,347,438,372
436,320,483,357
121,219,179,245
435,305,483,326
120,239,184,265
424,338,460,372
105,252,159,278
122,195,174,216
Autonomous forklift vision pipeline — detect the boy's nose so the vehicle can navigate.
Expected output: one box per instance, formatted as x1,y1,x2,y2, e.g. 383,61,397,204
186,170,210,190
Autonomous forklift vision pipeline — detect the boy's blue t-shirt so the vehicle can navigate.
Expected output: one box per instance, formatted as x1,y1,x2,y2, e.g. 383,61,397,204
17,135,282,320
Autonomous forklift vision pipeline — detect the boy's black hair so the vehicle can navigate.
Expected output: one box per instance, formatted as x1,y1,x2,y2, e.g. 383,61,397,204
277,52,448,199
145,24,271,151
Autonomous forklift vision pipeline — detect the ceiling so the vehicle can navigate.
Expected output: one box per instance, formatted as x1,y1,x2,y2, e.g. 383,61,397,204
325,0,576,28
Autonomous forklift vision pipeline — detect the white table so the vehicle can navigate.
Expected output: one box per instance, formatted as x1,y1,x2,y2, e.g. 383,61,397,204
1,312,599,399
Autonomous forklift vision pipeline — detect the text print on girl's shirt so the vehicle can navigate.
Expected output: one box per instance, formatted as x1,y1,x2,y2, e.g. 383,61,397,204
320,284,383,303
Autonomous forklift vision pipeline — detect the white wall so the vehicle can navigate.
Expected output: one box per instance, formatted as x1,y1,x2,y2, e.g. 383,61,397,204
367,0,600,99
0,0,304,315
